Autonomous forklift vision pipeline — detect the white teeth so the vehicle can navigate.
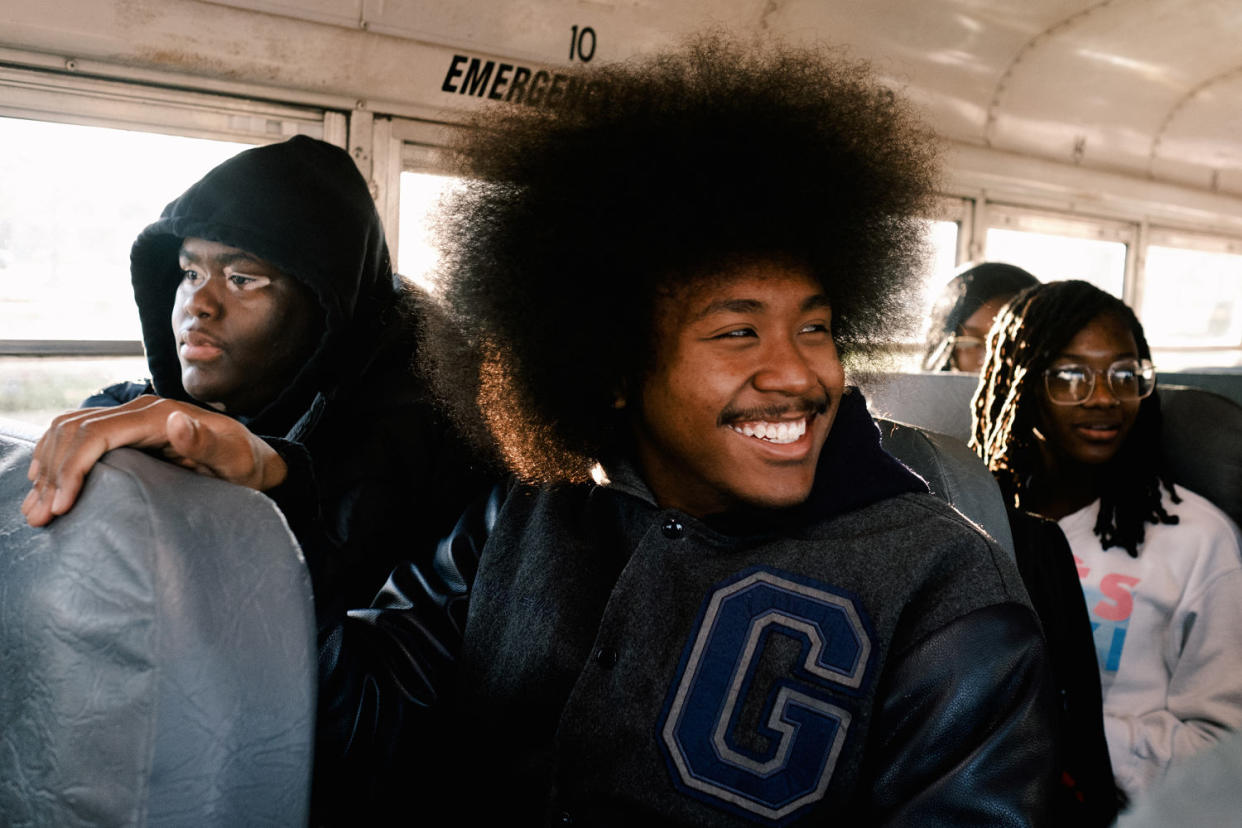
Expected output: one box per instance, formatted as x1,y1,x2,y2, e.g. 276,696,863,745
731,418,807,445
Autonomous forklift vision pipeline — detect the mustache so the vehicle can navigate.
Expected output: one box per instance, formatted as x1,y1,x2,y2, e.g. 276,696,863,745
718,393,830,426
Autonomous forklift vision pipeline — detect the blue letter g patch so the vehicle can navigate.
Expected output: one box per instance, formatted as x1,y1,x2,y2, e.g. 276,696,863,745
659,567,874,824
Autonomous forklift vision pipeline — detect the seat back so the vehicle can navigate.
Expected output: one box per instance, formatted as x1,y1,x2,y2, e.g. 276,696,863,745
865,372,977,443
1159,386,1242,529
864,372,1242,530
0,418,316,827
874,416,1015,557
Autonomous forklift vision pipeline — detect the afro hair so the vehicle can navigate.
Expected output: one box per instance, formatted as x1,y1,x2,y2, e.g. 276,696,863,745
424,33,940,483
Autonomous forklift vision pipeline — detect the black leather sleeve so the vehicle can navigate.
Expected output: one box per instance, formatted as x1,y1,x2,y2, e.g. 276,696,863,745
308,483,505,824
861,603,1058,827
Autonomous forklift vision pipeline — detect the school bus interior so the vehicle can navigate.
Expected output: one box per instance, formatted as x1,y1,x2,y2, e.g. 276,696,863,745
4,0,1242,822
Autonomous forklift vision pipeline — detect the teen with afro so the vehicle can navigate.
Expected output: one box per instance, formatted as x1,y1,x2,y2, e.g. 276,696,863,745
418,34,1057,825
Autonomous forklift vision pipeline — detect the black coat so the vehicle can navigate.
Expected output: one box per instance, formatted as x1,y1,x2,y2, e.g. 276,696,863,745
1009,508,1124,826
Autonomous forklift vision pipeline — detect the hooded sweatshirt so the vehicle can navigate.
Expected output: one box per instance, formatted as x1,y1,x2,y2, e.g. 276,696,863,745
86,135,492,613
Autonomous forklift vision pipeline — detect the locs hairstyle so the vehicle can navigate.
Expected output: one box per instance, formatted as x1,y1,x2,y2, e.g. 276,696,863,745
970,279,1178,556
424,34,939,483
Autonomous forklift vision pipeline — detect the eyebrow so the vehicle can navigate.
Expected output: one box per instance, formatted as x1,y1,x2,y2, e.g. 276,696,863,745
178,246,267,269
693,293,830,321
1056,349,1138,361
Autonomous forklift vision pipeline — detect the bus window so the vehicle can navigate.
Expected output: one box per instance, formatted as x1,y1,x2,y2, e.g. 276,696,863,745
984,227,1126,298
0,117,254,425
925,218,961,288
397,171,463,292
1142,244,1242,348
915,196,970,318
1141,238,1242,371
0,356,150,428
0,117,253,341
980,206,1130,298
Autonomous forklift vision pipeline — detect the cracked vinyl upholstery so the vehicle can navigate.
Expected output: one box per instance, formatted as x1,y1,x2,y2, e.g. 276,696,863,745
0,418,316,827
875,417,1015,558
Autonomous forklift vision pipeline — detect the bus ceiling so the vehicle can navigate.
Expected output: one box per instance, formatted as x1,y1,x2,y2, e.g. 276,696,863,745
3,0,1242,202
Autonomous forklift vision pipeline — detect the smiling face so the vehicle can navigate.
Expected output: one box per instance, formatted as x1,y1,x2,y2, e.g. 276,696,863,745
629,262,844,517
1036,311,1142,467
172,237,320,414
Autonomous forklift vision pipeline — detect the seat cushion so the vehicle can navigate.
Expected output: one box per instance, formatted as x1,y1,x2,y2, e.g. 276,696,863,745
0,419,316,826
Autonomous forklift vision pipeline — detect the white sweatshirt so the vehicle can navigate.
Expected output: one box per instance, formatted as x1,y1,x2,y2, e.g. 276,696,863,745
1060,485,1242,799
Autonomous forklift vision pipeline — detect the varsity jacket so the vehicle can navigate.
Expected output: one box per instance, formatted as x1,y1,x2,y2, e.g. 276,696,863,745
1062,485,1242,799
441,391,1057,825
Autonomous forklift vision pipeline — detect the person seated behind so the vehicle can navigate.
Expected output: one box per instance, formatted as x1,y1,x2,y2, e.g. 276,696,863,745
20,135,493,820
922,261,1039,372
972,279,1242,803
415,35,1056,824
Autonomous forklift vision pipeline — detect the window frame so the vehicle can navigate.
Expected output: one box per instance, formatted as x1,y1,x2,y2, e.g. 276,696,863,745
1139,226,1242,352
0,65,335,357
980,203,1135,300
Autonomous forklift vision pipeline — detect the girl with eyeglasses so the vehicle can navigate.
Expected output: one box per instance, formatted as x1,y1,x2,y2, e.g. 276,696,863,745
972,279,1242,811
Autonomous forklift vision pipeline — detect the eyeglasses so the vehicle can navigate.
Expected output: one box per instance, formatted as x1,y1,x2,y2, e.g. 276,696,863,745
948,335,987,371
1043,358,1156,405
950,335,986,355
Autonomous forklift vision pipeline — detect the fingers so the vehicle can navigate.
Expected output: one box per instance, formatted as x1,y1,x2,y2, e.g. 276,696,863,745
165,408,206,459
164,409,288,490
23,396,177,527
21,395,289,528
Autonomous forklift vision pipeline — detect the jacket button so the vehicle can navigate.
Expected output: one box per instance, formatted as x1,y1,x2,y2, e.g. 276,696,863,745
594,647,618,668
661,518,685,539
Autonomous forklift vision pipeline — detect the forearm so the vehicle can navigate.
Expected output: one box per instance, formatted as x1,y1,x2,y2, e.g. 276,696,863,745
1104,573,1242,796
1104,708,1233,796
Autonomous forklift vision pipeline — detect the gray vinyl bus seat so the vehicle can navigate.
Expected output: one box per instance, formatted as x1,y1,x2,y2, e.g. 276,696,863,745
1159,386,1242,530
864,372,979,444
0,417,316,827
864,372,1242,530
874,417,1015,558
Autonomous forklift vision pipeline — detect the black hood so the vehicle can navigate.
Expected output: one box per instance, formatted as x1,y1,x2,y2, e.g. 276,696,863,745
130,135,400,436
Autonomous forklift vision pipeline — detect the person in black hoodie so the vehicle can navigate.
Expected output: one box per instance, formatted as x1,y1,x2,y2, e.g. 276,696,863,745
29,135,489,596
20,135,493,820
